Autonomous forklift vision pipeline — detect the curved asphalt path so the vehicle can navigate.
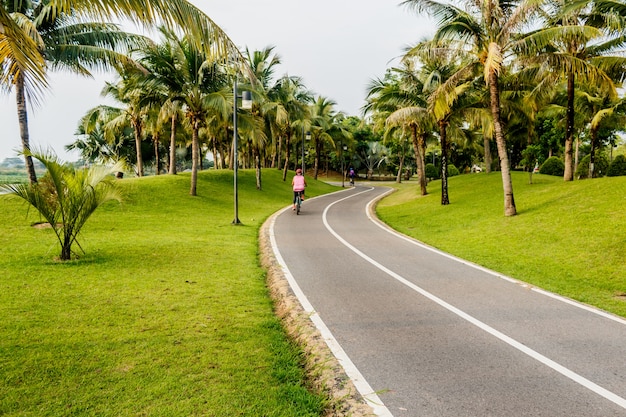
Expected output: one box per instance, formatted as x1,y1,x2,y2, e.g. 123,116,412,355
270,185,626,416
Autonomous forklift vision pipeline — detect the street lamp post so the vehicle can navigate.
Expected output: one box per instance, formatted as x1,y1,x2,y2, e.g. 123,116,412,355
232,79,252,225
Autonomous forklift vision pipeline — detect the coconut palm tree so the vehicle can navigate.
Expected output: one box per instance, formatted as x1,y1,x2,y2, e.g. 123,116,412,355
3,0,147,184
402,0,544,215
265,75,312,180
308,96,350,180
365,58,433,196
1,0,247,92
100,73,151,176
0,149,124,260
163,33,231,196
2,0,251,183
241,46,281,187
519,0,626,181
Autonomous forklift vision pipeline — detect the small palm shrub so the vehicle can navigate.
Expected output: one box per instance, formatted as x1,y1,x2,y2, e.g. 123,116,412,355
575,154,609,179
539,156,565,176
608,155,626,177
1,151,124,260
425,163,439,179
448,164,460,177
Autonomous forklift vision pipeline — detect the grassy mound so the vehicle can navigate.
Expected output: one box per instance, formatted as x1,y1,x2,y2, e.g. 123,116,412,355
377,172,626,318
0,169,337,416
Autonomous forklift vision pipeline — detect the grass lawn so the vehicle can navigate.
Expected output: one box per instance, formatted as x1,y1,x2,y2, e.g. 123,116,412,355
0,169,338,416
376,171,626,318
2,167,625,416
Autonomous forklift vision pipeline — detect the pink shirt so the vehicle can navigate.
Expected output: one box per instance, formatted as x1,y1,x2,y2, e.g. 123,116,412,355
292,175,306,191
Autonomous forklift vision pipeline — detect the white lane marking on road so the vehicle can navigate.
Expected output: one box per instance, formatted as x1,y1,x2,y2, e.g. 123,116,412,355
322,190,626,411
365,191,626,326
269,208,394,417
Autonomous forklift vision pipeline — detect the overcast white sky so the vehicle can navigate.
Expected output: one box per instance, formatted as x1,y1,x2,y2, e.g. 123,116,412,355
0,0,435,162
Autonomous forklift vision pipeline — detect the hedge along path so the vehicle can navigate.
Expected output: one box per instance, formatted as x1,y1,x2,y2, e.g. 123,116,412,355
259,212,375,417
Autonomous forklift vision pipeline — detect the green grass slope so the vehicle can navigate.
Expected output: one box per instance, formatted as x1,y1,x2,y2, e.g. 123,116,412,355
0,169,337,416
376,172,626,318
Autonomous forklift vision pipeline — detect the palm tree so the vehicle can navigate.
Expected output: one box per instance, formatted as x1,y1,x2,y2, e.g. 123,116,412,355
242,46,282,187
519,0,626,181
1,149,124,260
3,0,146,184
100,73,151,176
365,58,433,196
2,0,251,182
309,96,350,180
67,116,133,167
265,75,312,180
133,30,186,175
402,0,543,215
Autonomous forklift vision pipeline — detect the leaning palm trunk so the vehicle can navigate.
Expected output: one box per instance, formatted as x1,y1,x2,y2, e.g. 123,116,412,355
489,73,516,216
153,133,160,175
589,127,598,178
396,153,404,183
168,114,177,174
483,137,492,173
410,126,427,195
255,149,262,190
282,134,291,181
132,118,144,177
563,70,575,181
190,122,200,196
16,73,38,184
439,121,449,205
1,151,124,261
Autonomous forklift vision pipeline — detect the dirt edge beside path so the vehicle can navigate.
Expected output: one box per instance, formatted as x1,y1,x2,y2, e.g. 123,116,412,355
259,212,376,417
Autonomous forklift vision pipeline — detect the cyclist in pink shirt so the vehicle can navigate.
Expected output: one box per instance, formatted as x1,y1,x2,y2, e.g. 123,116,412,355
291,168,307,210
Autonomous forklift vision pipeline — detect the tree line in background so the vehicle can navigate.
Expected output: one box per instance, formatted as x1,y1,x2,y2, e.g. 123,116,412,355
3,0,626,216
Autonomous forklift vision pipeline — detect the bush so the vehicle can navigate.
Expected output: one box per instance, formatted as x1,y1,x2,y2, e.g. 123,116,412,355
448,164,460,177
575,154,609,179
539,156,565,176
608,154,626,177
425,163,439,179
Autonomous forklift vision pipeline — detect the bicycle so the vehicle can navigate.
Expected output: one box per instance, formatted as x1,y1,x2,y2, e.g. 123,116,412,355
349,176,355,186
294,191,303,215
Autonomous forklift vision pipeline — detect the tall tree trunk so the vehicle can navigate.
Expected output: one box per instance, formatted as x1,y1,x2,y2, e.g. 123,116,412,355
410,126,427,196
314,140,322,180
589,127,598,178
168,114,177,174
282,133,291,181
211,137,219,169
153,133,160,175
489,72,516,216
190,121,200,196
255,148,262,190
132,118,144,177
439,121,449,206
564,69,575,181
574,136,580,175
16,73,38,184
277,135,284,171
396,152,404,183
483,137,492,173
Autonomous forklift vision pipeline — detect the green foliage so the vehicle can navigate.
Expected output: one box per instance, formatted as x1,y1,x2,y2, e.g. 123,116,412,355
377,172,626,318
447,164,460,177
1,151,124,260
425,163,439,179
575,154,610,179
0,169,335,415
539,156,564,176
608,154,626,177
521,145,542,169
536,117,564,159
